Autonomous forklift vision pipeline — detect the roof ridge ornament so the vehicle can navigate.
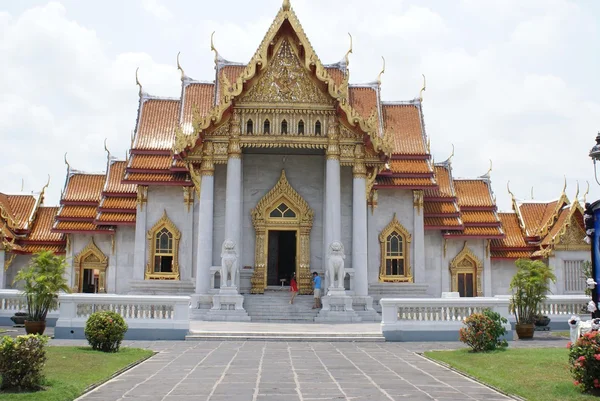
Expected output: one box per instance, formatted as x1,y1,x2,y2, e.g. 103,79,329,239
282,0,291,11
104,138,110,161
210,31,219,65
177,51,185,81
561,175,567,196
507,180,515,200
419,74,426,102
64,152,70,173
41,175,50,199
344,33,353,68
574,180,580,203
135,67,143,97
20,178,24,192
377,56,385,85
583,181,590,204
531,186,534,200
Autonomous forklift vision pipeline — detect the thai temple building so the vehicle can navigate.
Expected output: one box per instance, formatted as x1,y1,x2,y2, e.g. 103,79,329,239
0,1,590,320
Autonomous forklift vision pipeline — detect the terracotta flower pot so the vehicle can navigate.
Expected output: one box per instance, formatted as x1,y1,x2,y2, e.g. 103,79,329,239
24,321,46,335
515,323,535,339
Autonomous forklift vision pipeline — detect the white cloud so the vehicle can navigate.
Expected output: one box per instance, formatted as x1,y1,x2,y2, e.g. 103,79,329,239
141,0,172,21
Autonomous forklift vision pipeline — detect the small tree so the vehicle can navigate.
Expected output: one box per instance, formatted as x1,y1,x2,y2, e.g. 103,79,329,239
13,251,70,322
510,259,556,325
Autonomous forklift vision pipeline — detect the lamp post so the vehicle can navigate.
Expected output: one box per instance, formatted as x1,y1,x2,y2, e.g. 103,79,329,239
587,132,600,319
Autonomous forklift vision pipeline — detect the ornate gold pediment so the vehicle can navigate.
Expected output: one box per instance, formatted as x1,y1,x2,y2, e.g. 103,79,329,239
239,38,333,106
555,214,590,251
73,238,108,293
449,242,483,296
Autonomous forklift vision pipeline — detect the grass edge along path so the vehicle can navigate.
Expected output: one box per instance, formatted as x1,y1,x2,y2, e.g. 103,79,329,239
1,346,154,401
425,348,598,401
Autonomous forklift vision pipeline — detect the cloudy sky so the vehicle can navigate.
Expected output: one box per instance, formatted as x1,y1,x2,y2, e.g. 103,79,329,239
1,0,599,210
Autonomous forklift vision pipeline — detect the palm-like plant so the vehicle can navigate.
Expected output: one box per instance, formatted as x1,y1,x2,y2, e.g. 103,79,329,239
13,251,71,322
510,259,556,325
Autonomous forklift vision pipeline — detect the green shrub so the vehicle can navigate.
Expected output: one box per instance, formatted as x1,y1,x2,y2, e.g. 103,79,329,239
85,311,128,352
459,310,508,352
0,334,48,391
569,331,600,393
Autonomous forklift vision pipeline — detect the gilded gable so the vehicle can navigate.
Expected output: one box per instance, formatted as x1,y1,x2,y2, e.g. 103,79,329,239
239,38,333,105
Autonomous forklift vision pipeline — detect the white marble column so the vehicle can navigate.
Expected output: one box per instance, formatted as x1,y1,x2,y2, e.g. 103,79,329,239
195,145,215,294
224,157,242,255
483,240,493,296
441,238,451,293
412,190,425,283
132,186,148,281
352,160,368,296
0,250,6,289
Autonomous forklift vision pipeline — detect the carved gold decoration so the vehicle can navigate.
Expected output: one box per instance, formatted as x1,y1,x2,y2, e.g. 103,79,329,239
183,186,194,212
146,211,181,280
201,142,215,176
449,242,482,297
73,238,108,293
136,186,148,210
66,234,71,254
187,162,202,196
4,253,16,272
486,239,491,259
240,38,333,105
379,213,412,282
174,4,392,158
250,170,314,294
344,32,353,67
413,190,424,215
228,112,242,158
368,189,378,215
443,238,447,258
111,235,115,255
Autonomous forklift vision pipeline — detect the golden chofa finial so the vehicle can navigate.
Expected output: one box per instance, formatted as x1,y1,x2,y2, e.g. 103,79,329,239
584,181,590,204
485,159,493,176
177,51,185,81
64,152,70,172
377,56,385,85
419,74,426,102
210,31,219,65
448,144,455,163
344,33,353,67
531,186,534,200
41,175,50,196
104,138,110,160
574,180,580,202
561,175,567,195
507,180,515,199
282,0,291,11
135,67,142,97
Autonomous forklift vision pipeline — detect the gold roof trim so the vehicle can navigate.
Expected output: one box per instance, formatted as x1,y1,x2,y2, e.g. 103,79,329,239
173,2,392,157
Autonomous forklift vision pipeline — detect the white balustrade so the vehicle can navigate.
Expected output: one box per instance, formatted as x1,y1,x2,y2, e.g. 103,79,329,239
537,295,589,317
55,293,190,332
0,290,59,322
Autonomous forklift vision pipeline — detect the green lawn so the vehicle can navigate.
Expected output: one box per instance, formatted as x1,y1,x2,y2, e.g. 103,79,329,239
426,348,596,401
1,346,154,401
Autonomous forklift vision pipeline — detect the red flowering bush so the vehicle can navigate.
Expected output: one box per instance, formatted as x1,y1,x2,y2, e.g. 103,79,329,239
459,310,508,352
84,311,128,352
569,330,600,393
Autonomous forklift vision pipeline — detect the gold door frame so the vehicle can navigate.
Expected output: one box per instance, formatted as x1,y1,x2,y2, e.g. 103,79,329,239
449,242,483,297
251,170,314,294
73,238,108,293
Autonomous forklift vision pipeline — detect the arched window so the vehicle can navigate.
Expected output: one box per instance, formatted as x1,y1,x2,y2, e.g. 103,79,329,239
281,119,288,134
379,213,412,282
269,202,297,219
246,119,253,134
315,120,322,135
263,119,271,134
146,211,181,280
449,243,482,297
154,227,174,273
298,120,305,135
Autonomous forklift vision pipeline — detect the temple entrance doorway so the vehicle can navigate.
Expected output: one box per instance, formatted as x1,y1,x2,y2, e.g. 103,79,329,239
267,230,297,286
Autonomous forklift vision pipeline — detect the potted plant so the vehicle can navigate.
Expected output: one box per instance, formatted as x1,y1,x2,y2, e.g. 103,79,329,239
13,251,70,335
510,258,556,339
534,314,551,327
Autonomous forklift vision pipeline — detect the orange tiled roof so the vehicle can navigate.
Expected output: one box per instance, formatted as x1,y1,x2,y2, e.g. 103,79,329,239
541,207,570,246
125,173,190,183
518,200,564,237
28,207,63,242
58,205,97,219
325,67,345,87
134,99,180,151
382,103,427,156
5,195,37,230
492,213,529,249
424,201,459,215
63,174,105,203
104,161,136,194
96,212,136,223
491,250,534,259
376,177,436,187
349,86,377,121
454,180,494,208
53,221,112,232
101,197,136,210
182,83,215,133
388,160,432,174
461,210,499,224
221,65,246,85
129,154,174,171
446,226,503,237
19,244,65,254
425,165,455,198
424,217,463,227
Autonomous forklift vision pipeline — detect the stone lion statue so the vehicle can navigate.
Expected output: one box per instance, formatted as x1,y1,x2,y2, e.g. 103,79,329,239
220,239,237,288
327,241,345,289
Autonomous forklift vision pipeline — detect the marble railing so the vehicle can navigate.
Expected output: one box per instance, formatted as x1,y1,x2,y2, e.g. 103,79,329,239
494,294,590,318
0,290,59,324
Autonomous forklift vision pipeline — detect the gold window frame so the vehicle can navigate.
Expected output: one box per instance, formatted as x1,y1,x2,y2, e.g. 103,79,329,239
449,242,482,297
73,238,108,293
146,210,181,280
379,213,412,282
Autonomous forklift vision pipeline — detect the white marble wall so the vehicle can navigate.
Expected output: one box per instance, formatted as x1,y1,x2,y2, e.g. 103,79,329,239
424,230,443,297
491,259,517,296
366,189,415,284
114,226,135,293
5,254,32,289
550,250,590,295
145,186,194,281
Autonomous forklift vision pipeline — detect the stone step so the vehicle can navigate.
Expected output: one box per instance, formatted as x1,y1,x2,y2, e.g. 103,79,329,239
185,335,385,342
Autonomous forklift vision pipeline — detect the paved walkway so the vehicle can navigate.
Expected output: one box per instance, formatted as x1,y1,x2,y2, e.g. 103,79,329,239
189,321,382,334
68,341,516,401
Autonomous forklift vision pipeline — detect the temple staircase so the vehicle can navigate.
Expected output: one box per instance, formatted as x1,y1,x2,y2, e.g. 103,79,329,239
243,287,319,323
369,283,430,312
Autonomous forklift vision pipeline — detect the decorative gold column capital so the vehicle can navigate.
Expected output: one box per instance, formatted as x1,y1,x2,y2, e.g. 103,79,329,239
201,142,215,176
413,190,424,215
228,111,242,158
353,144,366,178
136,186,148,210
